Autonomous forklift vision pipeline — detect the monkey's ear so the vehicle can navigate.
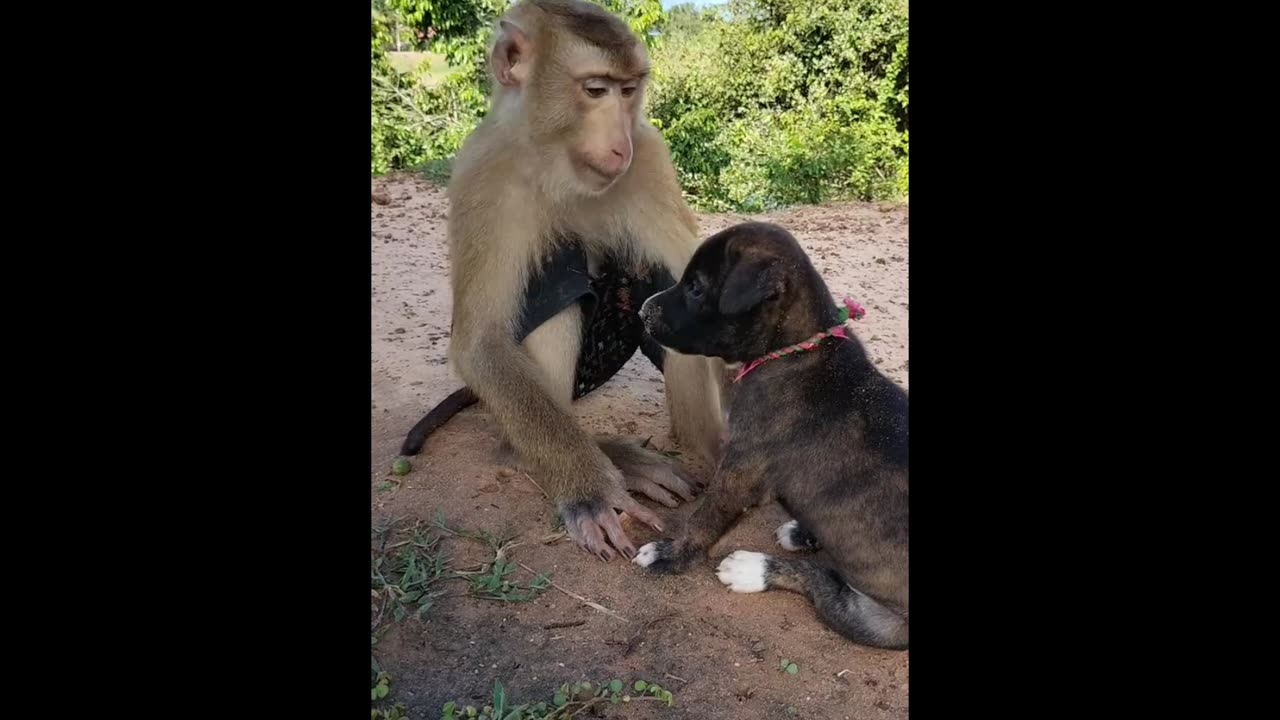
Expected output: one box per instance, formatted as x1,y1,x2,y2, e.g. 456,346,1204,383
493,20,533,87
718,257,782,316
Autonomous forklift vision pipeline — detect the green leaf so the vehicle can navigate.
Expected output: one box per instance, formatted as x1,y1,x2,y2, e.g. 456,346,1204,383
633,680,648,691
492,680,506,718
376,683,390,698
609,679,623,692
552,692,568,707
443,701,457,720
786,662,799,675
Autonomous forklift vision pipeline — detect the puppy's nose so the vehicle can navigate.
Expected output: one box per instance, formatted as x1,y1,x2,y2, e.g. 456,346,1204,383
639,296,658,325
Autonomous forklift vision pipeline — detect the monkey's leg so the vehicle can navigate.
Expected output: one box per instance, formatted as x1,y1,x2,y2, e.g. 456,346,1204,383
627,263,727,465
597,436,701,505
664,353,726,464
632,456,766,575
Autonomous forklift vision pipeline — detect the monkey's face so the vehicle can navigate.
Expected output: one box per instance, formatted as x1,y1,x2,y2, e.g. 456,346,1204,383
553,45,647,195
491,7,650,197
641,226,795,364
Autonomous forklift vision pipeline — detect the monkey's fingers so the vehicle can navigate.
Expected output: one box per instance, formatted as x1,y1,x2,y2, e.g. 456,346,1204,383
563,509,616,562
629,479,679,508
654,468,698,502
594,510,637,560
614,496,664,534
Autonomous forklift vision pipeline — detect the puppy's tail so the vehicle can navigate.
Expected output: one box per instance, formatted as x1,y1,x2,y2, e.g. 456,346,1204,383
768,556,909,650
399,387,479,456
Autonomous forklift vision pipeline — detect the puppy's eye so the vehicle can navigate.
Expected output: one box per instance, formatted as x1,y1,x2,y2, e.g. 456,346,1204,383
686,282,705,301
584,86,607,98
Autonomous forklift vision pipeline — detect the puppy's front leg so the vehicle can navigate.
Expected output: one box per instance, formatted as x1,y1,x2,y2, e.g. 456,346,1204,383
633,458,766,575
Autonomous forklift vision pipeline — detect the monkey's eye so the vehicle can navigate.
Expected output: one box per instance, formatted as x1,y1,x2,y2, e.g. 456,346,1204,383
584,86,608,98
621,86,637,97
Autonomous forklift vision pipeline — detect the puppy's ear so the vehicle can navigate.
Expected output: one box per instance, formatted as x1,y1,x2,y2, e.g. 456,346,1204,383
718,256,782,316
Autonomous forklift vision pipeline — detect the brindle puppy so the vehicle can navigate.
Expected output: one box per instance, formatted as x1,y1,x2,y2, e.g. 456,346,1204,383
631,222,908,650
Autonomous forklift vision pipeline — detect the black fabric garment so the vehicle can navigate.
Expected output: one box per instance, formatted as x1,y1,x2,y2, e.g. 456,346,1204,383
515,238,673,398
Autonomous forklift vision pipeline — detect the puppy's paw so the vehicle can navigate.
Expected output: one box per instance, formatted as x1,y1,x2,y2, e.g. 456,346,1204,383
632,542,661,567
631,540,695,575
775,519,821,552
717,550,770,593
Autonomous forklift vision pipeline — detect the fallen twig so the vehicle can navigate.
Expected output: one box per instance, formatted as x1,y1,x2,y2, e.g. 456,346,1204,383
518,562,627,622
521,472,549,499
542,620,587,630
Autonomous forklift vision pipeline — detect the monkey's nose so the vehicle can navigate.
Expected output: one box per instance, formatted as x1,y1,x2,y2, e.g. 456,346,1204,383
602,149,631,177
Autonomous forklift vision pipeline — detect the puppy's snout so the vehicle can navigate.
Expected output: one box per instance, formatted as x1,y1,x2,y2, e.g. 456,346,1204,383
639,295,660,330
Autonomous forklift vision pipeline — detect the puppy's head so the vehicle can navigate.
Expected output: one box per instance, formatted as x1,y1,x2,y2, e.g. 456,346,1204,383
640,222,836,363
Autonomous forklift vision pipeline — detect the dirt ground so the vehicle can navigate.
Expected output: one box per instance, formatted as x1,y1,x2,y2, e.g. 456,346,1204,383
371,173,909,719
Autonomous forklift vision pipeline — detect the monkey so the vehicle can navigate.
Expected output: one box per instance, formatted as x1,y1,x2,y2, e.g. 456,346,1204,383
410,0,726,562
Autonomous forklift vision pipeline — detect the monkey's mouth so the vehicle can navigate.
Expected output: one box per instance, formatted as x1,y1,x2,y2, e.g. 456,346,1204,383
576,158,622,188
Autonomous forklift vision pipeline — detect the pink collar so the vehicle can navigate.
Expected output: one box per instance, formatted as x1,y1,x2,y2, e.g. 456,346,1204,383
733,297,866,383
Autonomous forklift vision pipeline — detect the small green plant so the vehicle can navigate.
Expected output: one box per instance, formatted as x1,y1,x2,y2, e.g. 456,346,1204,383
371,666,408,718
434,512,552,604
373,704,409,720
372,519,449,638
467,557,551,602
441,678,675,719
779,658,800,675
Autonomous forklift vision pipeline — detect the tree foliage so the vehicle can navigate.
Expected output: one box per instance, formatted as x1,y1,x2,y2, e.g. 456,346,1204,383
371,0,909,208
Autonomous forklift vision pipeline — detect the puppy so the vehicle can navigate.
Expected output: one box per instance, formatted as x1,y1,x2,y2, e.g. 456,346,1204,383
632,222,908,650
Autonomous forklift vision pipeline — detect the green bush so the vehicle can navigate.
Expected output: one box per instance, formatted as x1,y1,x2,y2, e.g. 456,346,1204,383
370,0,909,209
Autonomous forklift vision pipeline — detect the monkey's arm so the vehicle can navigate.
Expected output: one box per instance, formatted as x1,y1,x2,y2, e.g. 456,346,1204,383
447,201,666,561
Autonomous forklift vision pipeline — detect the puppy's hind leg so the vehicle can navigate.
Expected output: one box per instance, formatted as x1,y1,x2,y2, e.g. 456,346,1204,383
775,519,821,552
717,552,908,650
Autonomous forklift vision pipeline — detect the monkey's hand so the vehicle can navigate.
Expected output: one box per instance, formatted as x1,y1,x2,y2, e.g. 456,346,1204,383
598,437,703,508
630,539,701,575
558,485,665,562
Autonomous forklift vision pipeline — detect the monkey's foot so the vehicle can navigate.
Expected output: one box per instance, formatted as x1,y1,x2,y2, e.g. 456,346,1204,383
598,437,702,508
559,493,664,563
632,539,698,575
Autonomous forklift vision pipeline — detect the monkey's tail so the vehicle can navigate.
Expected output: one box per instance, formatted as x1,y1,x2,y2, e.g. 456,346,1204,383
399,387,480,456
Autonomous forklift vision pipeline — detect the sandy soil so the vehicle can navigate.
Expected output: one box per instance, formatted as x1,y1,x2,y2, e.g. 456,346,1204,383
371,173,909,719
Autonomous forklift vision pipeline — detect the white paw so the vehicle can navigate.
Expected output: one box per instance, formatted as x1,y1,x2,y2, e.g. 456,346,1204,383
776,520,802,551
717,550,768,593
632,542,659,567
